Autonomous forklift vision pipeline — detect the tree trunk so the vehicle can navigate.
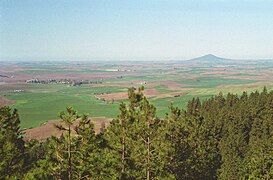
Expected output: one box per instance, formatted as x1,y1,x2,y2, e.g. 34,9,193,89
147,135,150,180
146,119,151,180
68,125,72,180
122,123,125,173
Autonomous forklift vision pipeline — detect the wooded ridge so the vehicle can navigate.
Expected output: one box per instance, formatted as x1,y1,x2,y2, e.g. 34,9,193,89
0,87,272,179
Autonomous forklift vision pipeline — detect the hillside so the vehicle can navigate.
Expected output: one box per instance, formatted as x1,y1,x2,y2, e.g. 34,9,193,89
183,54,235,66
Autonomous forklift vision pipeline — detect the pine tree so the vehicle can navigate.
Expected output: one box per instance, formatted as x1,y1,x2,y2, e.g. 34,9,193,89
104,102,136,178
0,107,25,178
24,107,104,179
240,90,273,179
73,114,99,179
55,107,79,180
104,87,145,178
129,90,172,179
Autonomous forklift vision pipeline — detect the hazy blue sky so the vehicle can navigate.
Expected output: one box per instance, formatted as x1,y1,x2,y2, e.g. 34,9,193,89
1,0,273,61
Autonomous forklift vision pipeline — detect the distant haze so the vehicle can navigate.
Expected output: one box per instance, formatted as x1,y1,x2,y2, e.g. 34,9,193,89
1,0,273,61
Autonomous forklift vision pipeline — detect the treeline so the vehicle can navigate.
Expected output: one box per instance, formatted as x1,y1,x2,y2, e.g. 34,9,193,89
0,87,272,179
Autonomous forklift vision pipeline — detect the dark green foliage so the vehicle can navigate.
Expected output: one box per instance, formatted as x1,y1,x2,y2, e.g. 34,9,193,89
105,88,172,179
0,107,25,179
24,108,102,179
104,102,136,179
167,105,220,180
166,89,273,179
0,88,272,179
128,94,172,179
192,89,273,179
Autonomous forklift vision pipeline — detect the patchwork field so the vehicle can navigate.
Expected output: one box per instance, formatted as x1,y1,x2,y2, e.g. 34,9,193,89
24,117,112,141
1,57,273,130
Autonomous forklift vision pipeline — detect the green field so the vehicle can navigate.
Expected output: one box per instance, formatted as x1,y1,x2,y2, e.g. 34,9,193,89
2,81,272,129
1,60,273,129
177,77,256,88
4,85,127,128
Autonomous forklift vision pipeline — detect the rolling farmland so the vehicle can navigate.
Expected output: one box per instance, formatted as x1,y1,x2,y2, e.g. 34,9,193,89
1,55,273,129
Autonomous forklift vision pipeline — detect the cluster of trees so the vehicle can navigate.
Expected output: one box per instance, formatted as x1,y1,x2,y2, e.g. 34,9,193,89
0,87,272,179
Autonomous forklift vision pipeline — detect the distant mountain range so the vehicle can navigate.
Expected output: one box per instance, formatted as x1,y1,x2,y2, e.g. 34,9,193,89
189,54,230,62
179,54,273,67
184,54,234,66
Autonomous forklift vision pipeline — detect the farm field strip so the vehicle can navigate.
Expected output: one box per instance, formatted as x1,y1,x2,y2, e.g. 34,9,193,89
2,81,271,129
1,60,273,129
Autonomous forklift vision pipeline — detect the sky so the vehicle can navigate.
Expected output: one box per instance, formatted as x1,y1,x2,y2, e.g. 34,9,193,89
1,0,273,61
